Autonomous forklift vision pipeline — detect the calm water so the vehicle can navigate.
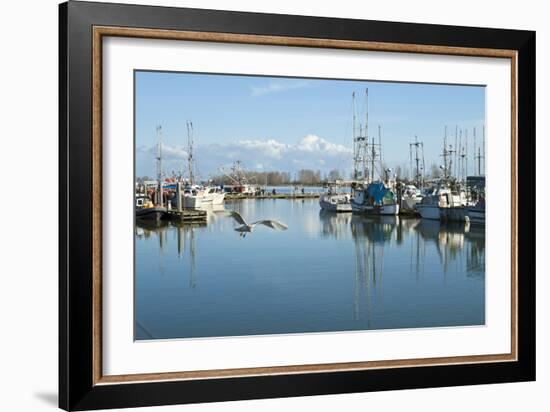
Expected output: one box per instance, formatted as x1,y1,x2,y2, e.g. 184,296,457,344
135,198,485,340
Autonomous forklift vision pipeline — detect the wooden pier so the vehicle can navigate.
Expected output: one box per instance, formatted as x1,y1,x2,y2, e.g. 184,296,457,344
225,193,320,201
166,209,207,222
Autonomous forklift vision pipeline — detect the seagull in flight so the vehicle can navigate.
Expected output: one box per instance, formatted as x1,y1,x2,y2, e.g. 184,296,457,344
225,211,288,237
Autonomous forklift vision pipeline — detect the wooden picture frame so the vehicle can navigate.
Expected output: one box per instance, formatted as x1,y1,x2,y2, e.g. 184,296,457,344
59,1,535,410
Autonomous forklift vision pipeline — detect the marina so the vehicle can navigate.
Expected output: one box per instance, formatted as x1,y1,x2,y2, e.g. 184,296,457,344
135,90,485,224
134,72,487,340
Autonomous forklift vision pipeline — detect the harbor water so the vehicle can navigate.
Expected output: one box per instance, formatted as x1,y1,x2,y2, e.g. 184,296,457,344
135,198,485,340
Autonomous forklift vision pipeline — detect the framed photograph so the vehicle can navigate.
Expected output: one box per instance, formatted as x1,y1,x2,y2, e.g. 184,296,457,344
59,1,535,410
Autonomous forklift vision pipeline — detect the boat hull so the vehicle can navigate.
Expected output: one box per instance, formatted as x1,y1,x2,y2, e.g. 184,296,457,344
415,204,440,220
136,206,166,221
319,194,352,212
440,207,468,222
416,204,469,222
467,207,485,225
401,196,422,212
183,195,203,209
202,192,225,205
351,201,399,215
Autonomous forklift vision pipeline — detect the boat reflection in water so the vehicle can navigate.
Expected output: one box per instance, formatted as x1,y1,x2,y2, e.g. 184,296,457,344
319,211,485,329
135,199,484,340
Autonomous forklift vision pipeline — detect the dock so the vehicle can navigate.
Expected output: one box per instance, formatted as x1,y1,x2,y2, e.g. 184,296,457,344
166,209,207,222
225,193,320,200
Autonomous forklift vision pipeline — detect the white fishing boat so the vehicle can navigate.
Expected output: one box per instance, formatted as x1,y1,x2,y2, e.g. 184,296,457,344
202,186,226,205
400,184,423,213
415,185,468,221
182,186,203,209
439,189,468,222
415,188,443,220
319,189,352,212
351,182,400,215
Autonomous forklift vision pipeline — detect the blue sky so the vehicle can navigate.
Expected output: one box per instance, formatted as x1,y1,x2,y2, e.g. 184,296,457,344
135,71,485,179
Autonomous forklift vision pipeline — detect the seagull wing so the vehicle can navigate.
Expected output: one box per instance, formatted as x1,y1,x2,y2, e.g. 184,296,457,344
252,220,288,231
227,210,247,225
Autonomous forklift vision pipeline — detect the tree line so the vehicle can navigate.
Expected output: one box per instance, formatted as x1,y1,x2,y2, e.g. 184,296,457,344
137,164,445,186
209,169,344,186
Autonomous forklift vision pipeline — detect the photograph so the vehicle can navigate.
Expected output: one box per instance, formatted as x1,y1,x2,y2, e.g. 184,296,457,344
52,1,537,410
134,71,487,340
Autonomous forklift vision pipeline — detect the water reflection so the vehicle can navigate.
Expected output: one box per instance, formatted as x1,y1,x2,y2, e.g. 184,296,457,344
319,213,485,329
135,199,485,339
318,210,352,239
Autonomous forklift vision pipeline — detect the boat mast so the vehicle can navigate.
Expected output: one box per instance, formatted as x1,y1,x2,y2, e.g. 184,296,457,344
474,125,486,176
482,125,486,175
444,127,448,181
365,88,369,157
371,136,376,182
155,125,163,206
410,135,424,187
378,125,382,181
352,89,368,182
186,121,194,185
458,129,463,180
465,129,469,179
441,126,455,182
473,127,477,175
454,125,458,179
352,92,357,180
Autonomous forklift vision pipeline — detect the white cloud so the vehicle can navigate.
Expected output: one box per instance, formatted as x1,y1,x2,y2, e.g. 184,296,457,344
235,139,288,159
250,80,311,97
294,134,350,155
137,135,352,178
138,143,188,160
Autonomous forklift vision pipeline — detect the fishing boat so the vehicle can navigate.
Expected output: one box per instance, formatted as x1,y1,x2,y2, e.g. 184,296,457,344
182,185,203,209
220,161,259,195
351,182,400,215
319,186,352,212
415,187,446,220
175,121,227,208
202,186,226,205
347,89,399,216
465,176,485,225
136,195,166,221
136,205,167,221
466,198,485,225
400,184,423,214
415,185,468,221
